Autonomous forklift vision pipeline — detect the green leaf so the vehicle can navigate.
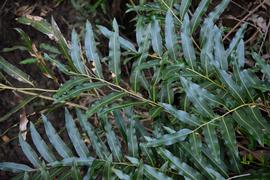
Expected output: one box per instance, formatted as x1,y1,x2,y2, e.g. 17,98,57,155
126,109,138,157
132,162,144,180
40,43,60,54
200,20,214,75
30,122,56,163
180,0,191,20
160,80,174,104
113,110,127,141
48,157,94,167
145,129,191,147
136,16,146,47
213,26,227,70
14,28,32,50
20,58,38,65
53,77,89,99
17,15,53,39
0,162,34,173
236,39,245,68
247,106,270,133
51,17,73,69
97,25,136,52
85,20,103,78
77,109,110,159
190,0,211,33
42,114,73,158
226,23,247,58
158,148,203,180
2,45,28,52
103,159,113,180
207,0,230,22
252,52,270,81
0,56,34,86
189,132,202,160
140,143,155,166
151,16,163,56
112,168,131,180
232,107,264,145
101,114,123,161
128,156,172,179
86,92,126,117
160,103,201,126
0,96,36,122
203,124,221,163
131,24,151,92
44,54,71,75
200,0,230,44
126,156,140,165
23,172,29,180
135,60,160,71
179,143,224,180
109,19,121,84
181,14,196,69
19,134,42,168
71,162,82,180
215,69,246,103
165,11,179,62
54,82,105,103
239,69,270,93
103,101,145,114
180,77,223,117
65,108,89,158
71,29,85,74
144,164,173,180
219,117,241,173
201,146,229,177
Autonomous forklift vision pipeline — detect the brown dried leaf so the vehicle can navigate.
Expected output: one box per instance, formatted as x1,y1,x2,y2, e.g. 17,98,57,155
15,5,36,16
1,135,10,143
19,110,29,140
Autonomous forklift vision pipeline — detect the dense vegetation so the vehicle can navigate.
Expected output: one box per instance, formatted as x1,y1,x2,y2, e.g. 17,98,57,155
0,0,270,179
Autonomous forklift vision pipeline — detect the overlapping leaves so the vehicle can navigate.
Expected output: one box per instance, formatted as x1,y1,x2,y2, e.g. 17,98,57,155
1,0,270,179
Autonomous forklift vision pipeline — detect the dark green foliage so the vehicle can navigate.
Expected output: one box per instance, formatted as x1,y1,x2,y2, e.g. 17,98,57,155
1,0,270,179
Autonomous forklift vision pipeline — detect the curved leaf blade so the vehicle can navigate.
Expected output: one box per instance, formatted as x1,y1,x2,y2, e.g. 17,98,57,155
219,117,241,173
65,108,89,158
203,124,221,163
54,82,105,103
126,109,138,157
97,25,136,52
112,168,131,180
42,114,73,158
71,29,85,74
165,11,179,62
160,103,201,126
180,0,191,20
85,20,103,78
0,162,34,173
232,108,264,145
181,14,196,69
101,115,123,161
19,134,42,168
190,0,211,33
86,92,126,117
109,19,121,84
0,56,34,86
151,16,163,56
30,122,56,163
158,148,203,180
77,109,110,159
145,129,191,147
